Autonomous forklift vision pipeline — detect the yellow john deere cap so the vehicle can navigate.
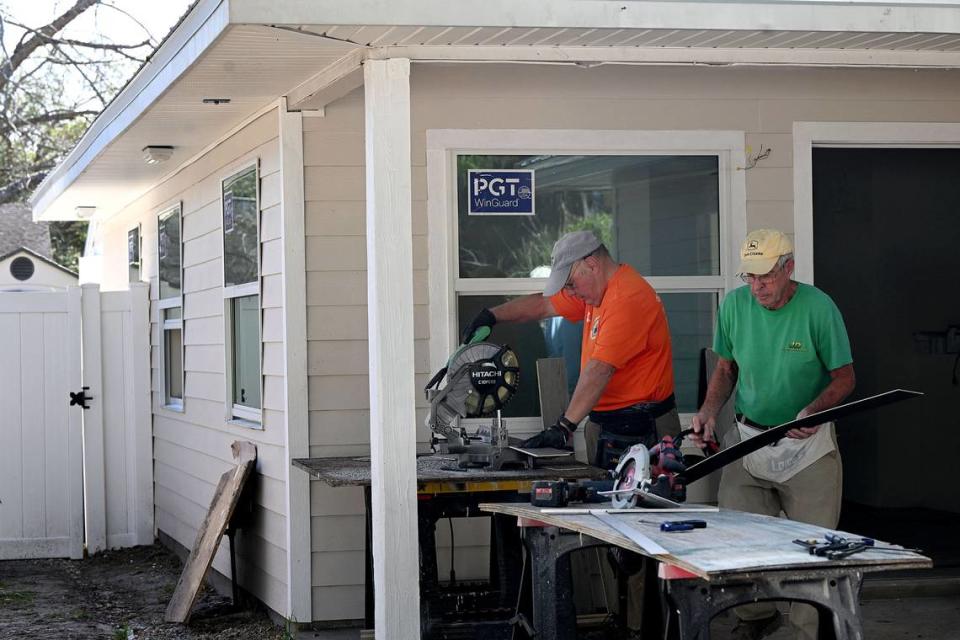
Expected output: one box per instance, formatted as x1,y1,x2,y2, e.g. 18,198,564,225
737,229,793,276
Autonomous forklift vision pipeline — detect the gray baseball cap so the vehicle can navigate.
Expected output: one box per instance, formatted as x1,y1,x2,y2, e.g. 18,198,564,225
542,230,603,296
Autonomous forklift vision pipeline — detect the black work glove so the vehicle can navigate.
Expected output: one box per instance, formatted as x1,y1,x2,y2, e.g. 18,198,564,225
521,416,575,450
460,307,497,344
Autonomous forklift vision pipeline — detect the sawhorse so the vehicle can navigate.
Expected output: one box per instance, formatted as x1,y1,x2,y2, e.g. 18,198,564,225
525,523,867,640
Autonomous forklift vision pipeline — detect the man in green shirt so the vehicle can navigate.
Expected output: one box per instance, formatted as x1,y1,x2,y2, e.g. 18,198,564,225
690,229,855,640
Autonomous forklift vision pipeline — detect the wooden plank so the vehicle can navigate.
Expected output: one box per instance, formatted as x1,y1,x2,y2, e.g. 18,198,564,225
536,358,569,428
164,440,257,623
480,502,932,581
541,507,719,515
292,455,606,487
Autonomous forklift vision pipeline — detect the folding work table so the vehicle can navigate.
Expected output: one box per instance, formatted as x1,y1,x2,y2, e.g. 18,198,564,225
480,502,932,640
292,455,606,637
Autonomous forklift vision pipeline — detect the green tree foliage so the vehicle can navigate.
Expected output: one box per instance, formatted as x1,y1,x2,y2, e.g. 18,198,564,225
1,0,161,266
49,219,87,271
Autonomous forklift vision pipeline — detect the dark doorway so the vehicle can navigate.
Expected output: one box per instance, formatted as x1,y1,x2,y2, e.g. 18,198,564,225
813,147,960,567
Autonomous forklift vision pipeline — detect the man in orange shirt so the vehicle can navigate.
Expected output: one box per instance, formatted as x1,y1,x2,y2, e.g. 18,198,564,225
461,230,679,634
461,229,680,469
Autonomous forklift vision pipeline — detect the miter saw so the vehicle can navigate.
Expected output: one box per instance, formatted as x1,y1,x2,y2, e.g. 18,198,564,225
425,329,573,470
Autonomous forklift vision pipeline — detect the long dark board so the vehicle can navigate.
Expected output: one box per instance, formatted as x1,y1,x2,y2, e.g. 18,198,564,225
681,388,922,485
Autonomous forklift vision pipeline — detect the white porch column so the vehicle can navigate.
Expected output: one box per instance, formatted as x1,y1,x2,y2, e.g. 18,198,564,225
278,98,312,623
364,58,419,638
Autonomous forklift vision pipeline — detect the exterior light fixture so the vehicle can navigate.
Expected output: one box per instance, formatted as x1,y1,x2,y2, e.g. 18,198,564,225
142,145,174,165
75,206,97,219
202,98,231,105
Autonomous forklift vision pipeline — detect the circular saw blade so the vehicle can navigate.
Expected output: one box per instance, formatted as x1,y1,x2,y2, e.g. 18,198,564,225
609,444,651,509
611,459,640,509
447,342,502,373
444,342,519,418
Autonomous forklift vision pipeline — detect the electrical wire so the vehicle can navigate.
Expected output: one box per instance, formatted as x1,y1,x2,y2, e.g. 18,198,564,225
510,536,528,640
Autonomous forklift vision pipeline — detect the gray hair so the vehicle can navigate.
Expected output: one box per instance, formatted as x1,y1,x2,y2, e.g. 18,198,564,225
777,253,794,269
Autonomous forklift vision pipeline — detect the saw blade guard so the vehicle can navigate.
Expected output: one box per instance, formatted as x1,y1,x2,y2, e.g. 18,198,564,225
610,444,651,509
425,342,520,432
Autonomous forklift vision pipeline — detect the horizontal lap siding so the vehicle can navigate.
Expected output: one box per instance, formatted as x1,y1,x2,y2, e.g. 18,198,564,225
302,64,960,621
94,111,289,616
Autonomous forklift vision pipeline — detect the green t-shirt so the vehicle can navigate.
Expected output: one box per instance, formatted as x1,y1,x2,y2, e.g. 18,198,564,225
713,283,853,426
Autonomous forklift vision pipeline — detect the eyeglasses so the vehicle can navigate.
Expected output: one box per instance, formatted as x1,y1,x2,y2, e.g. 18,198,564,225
563,260,584,290
740,264,783,285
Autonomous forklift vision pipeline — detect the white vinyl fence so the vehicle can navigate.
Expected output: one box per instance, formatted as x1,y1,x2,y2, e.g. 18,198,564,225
0,283,153,559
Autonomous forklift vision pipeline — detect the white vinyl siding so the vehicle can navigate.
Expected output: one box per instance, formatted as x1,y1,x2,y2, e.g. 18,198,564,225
91,111,288,617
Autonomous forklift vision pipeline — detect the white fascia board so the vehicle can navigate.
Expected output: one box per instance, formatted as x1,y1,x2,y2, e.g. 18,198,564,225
377,45,960,68
230,0,960,34
30,0,230,221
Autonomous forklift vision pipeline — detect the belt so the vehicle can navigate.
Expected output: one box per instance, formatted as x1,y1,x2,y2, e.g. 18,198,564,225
736,413,775,430
590,394,676,425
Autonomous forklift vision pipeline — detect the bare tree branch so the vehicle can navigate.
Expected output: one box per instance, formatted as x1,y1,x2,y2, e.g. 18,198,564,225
1,0,99,91
0,167,53,204
6,109,99,130
96,1,159,47
51,43,107,105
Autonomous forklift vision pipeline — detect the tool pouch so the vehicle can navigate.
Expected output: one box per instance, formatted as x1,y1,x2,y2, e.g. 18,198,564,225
738,420,836,483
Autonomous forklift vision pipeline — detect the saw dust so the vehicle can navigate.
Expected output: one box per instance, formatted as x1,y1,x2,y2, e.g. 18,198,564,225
0,544,289,639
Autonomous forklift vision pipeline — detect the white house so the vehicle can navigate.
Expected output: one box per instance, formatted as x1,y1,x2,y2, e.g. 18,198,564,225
29,0,960,635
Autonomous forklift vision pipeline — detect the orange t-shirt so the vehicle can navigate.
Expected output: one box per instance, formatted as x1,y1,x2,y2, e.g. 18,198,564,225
550,264,675,411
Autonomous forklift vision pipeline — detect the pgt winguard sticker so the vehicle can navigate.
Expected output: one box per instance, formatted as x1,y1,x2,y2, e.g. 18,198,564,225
468,169,535,216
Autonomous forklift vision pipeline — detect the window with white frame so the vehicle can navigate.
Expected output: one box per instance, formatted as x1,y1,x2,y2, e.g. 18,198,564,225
128,224,142,283
435,133,744,424
221,164,261,424
157,205,183,410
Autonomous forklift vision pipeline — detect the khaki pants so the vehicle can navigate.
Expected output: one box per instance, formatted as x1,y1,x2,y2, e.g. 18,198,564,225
719,427,843,640
582,408,682,631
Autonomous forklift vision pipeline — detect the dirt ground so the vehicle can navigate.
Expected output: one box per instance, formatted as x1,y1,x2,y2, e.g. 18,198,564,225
0,544,288,640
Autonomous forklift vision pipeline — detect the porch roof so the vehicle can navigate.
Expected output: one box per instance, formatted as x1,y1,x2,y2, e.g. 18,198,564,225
29,0,960,222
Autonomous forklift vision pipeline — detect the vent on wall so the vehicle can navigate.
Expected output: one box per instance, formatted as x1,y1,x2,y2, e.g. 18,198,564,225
10,256,34,281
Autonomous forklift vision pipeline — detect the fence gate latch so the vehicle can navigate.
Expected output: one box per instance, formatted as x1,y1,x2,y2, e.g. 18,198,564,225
69,387,91,410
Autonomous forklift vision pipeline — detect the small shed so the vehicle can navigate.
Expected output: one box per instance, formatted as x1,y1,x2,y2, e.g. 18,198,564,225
0,247,77,292
28,0,960,635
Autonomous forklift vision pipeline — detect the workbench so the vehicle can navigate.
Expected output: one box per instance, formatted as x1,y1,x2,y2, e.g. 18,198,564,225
480,502,932,640
292,455,606,637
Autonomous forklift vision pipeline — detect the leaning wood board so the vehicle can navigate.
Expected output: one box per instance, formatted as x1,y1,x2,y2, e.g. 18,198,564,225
165,441,257,623
480,502,932,581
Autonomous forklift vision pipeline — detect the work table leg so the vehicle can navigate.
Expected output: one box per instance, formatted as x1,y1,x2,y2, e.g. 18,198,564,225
664,568,865,640
524,526,608,640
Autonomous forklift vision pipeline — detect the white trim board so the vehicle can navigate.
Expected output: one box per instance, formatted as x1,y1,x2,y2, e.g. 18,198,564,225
426,128,747,374
377,46,960,69
792,121,960,284
231,0,960,34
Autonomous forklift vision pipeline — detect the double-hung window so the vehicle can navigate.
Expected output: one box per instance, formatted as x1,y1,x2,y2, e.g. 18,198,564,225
429,131,745,427
128,224,142,283
157,205,183,410
221,164,261,425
